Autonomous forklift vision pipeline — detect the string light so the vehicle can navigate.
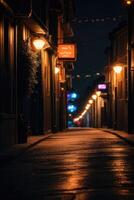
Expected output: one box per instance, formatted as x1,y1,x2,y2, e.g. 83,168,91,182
71,15,125,24
89,99,93,104
73,91,102,123
92,94,97,100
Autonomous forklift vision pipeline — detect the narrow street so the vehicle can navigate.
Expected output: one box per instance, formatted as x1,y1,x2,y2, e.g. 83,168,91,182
0,128,134,200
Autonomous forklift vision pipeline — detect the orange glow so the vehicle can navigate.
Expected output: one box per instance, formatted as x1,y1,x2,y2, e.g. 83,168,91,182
32,38,45,50
125,0,133,5
113,65,123,74
55,67,60,74
81,110,86,116
58,44,76,60
96,91,101,96
89,99,93,104
73,118,78,122
92,94,97,100
85,104,90,110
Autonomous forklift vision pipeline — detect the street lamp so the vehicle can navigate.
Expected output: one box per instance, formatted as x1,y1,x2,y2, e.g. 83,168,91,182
92,94,97,100
124,0,134,5
96,91,101,97
32,37,46,50
89,99,93,104
113,64,123,129
113,65,123,74
85,104,90,110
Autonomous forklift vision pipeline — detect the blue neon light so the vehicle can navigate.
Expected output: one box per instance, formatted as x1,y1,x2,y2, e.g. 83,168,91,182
67,104,77,113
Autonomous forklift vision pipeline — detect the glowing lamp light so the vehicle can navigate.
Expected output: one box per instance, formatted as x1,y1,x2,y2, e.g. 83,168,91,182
96,91,101,96
55,67,60,74
85,104,90,110
82,110,86,116
73,118,77,122
125,0,133,5
33,38,45,50
85,107,88,110
73,118,79,122
92,94,97,100
61,87,64,91
113,65,123,74
89,99,93,104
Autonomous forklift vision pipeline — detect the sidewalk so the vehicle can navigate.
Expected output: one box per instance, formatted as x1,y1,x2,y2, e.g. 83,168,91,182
0,133,52,166
102,128,134,146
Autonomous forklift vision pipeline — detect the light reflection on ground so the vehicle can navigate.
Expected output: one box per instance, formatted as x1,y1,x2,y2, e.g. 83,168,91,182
1,129,134,199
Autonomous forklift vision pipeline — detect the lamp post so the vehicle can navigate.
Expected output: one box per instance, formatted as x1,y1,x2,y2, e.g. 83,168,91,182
113,65,123,129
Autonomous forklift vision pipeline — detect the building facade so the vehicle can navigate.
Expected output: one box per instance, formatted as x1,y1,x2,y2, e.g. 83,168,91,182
105,6,134,132
0,0,75,150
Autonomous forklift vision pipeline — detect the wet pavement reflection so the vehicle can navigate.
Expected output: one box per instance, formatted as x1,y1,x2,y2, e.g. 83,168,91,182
0,129,134,199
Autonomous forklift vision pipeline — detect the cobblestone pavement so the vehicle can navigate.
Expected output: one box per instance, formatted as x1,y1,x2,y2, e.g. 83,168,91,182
0,128,134,200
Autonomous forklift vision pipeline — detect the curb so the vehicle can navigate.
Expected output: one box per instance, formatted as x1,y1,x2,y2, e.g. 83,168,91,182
103,129,134,146
0,134,52,167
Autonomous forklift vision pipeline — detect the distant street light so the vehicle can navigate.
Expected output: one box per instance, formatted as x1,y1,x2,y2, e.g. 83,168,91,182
92,94,97,100
96,91,101,96
89,99,93,104
85,104,90,110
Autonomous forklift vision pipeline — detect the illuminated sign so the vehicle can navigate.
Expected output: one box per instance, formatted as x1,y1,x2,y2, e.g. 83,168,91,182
58,44,76,60
98,84,107,90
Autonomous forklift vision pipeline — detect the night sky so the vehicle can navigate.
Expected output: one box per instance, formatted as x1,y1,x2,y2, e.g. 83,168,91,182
72,0,126,96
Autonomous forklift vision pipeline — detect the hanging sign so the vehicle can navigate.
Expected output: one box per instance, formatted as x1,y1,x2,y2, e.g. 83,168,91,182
58,44,77,61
